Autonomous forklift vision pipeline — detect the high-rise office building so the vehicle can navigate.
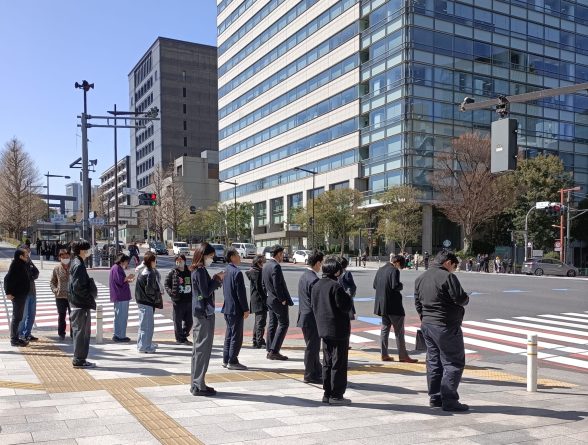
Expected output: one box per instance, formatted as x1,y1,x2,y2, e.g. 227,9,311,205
99,156,131,224
129,37,218,193
217,0,588,252
65,182,82,216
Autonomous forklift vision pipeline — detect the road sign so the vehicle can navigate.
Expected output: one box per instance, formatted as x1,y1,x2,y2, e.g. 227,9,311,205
535,201,550,209
51,214,65,224
442,239,451,248
89,217,105,226
123,187,140,195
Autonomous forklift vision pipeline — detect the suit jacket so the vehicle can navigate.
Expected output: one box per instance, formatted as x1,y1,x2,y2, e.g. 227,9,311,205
296,268,319,328
245,266,267,313
262,258,293,306
311,276,352,341
373,262,405,316
222,263,249,315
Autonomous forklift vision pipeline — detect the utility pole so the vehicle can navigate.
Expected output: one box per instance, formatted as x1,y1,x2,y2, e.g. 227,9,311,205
75,80,94,241
560,186,581,263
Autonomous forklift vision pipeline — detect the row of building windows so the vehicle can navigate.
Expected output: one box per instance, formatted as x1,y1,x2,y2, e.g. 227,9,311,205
137,174,151,190
135,125,154,147
218,18,358,98
220,86,358,161
217,0,237,15
134,53,152,88
137,156,154,177
219,0,355,77
218,0,257,36
220,54,358,139
220,149,357,201
136,93,153,114
137,141,154,161
219,23,358,117
218,0,287,55
220,117,358,180
135,77,153,103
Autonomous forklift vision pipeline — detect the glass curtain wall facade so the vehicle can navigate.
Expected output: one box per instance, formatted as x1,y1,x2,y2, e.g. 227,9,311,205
218,0,588,252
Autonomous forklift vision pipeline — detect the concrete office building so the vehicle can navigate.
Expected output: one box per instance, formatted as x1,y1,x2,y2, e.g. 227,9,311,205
217,0,588,253
99,156,131,225
65,182,82,216
128,37,218,195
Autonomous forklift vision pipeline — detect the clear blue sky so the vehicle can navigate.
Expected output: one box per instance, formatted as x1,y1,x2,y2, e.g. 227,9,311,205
0,1,217,195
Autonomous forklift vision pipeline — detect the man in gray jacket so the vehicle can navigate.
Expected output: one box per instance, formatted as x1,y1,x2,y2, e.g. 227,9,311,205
414,251,469,412
262,245,293,360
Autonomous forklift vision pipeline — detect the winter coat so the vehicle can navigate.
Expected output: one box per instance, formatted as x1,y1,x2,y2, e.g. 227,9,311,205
50,263,70,299
164,267,192,303
373,262,405,316
3,257,30,301
68,256,97,310
245,266,267,313
135,264,163,309
311,276,352,341
109,264,132,303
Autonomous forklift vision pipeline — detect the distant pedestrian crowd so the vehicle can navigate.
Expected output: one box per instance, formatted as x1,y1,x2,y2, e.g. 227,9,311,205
3,240,471,411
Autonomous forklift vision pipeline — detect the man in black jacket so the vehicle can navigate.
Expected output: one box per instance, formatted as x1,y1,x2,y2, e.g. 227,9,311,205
245,255,267,348
297,250,324,384
4,248,31,347
262,245,293,360
165,254,194,345
68,239,97,369
414,251,470,412
373,254,417,363
312,256,352,405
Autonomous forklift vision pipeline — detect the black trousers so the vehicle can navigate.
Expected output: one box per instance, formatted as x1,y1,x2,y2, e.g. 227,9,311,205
10,297,27,343
172,299,193,342
223,314,244,364
70,308,91,364
55,298,71,337
302,322,322,381
252,310,267,345
421,323,465,403
266,300,289,354
322,337,349,399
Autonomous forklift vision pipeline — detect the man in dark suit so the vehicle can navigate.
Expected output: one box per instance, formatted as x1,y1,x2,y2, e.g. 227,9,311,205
296,250,324,383
262,245,293,360
221,248,250,370
312,256,353,405
415,251,470,412
373,254,417,363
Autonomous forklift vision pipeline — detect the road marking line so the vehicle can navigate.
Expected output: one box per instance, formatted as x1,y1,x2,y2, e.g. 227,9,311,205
364,328,477,353
543,355,588,369
464,321,588,345
537,314,588,324
514,316,588,330
488,319,588,337
563,312,588,319
349,334,373,343
460,326,563,349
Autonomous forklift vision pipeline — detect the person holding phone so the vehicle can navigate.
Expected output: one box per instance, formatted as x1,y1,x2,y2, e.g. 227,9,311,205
190,242,224,396
110,253,134,342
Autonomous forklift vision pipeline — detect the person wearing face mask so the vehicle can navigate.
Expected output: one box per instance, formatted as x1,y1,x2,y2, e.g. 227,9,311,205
165,254,194,345
135,251,163,353
68,239,98,368
50,249,73,340
190,242,224,396
311,256,353,406
17,244,39,342
110,253,134,343
4,247,32,347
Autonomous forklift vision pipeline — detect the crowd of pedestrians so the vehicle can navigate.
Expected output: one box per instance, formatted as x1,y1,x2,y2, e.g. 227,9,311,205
3,239,471,411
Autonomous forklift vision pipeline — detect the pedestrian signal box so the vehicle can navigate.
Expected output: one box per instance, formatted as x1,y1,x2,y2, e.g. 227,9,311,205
490,118,518,173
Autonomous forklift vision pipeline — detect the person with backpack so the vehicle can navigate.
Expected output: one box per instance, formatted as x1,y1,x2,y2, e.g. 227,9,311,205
165,254,194,345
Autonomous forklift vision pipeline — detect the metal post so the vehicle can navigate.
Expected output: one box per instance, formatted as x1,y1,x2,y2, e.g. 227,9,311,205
311,172,315,250
95,305,103,344
527,333,538,392
234,183,237,241
524,206,535,261
560,188,564,262
565,191,571,264
113,104,120,253
81,112,90,241
46,173,50,222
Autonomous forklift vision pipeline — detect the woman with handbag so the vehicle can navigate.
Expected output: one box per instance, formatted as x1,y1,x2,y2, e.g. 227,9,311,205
135,251,163,353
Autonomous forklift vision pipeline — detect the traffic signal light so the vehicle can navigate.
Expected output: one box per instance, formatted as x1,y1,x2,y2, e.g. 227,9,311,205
544,203,565,216
491,118,518,173
138,193,157,206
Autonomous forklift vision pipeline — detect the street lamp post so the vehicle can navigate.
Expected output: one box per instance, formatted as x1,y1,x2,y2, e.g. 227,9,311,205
560,186,581,263
294,167,317,249
75,80,94,241
219,179,238,241
45,172,71,222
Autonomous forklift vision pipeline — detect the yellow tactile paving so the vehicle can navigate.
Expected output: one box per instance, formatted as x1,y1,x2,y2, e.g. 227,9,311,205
0,380,44,391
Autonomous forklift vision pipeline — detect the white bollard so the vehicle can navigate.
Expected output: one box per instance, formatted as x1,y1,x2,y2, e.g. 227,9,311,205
527,333,538,392
96,305,103,344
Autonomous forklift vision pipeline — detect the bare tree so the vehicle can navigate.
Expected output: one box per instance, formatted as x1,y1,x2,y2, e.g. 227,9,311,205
161,164,191,241
377,185,422,252
0,138,41,238
431,132,514,252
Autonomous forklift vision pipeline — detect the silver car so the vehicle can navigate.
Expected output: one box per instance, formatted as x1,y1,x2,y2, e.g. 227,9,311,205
522,258,578,277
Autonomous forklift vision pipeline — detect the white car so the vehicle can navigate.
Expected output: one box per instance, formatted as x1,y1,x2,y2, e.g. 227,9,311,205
172,241,190,256
231,242,256,258
292,250,312,264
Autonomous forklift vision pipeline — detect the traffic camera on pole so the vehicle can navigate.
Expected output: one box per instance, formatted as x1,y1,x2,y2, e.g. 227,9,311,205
544,202,565,216
138,193,157,206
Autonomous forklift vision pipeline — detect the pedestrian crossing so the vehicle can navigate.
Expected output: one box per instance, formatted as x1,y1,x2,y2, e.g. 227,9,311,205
0,270,176,334
352,312,588,371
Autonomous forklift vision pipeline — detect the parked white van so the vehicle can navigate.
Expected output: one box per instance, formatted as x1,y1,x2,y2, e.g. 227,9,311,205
231,242,256,258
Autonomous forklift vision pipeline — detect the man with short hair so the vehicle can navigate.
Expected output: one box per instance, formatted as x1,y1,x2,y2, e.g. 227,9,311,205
414,250,470,412
373,254,417,363
262,245,293,360
68,239,98,369
297,250,324,383
18,244,39,342
50,248,72,340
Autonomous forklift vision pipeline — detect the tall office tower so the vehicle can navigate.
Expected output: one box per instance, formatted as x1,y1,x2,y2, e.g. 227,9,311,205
217,0,588,252
65,182,82,216
129,37,218,193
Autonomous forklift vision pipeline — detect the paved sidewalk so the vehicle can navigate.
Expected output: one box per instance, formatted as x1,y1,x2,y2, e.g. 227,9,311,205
0,332,587,445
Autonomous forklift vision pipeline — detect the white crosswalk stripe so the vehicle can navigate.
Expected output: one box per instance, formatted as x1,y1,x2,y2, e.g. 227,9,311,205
347,311,588,370
0,270,176,334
